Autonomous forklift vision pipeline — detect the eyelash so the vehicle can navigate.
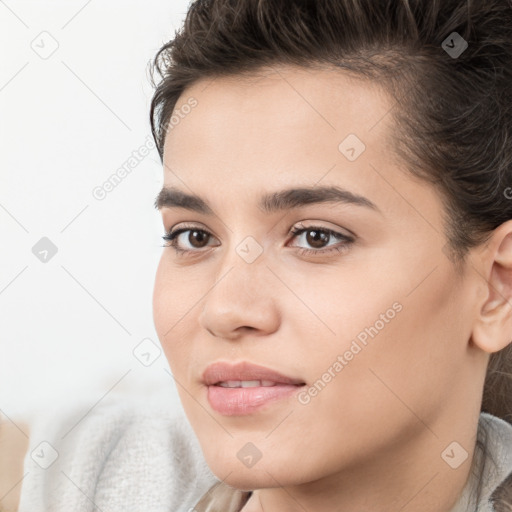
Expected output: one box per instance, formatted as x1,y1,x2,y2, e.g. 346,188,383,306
161,223,354,258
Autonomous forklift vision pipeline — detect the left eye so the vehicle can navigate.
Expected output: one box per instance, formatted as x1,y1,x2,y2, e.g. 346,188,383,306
287,226,354,254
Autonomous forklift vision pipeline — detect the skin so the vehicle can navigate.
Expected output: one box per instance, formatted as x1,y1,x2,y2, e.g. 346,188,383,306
152,64,512,512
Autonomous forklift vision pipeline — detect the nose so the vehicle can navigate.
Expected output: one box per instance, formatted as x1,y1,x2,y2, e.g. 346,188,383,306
198,256,281,340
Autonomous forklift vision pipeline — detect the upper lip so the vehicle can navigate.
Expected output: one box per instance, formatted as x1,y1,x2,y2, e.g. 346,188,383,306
202,361,305,386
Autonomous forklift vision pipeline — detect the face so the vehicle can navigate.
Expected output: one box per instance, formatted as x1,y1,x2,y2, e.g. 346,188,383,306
153,65,478,489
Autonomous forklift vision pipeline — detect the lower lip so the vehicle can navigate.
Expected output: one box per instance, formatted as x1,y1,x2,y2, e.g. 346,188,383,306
207,384,303,416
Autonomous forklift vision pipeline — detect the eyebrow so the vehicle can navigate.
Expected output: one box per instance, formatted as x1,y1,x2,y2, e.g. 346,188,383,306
154,185,381,215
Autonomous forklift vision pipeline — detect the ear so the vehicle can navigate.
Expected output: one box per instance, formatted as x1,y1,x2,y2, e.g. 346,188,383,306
471,219,512,354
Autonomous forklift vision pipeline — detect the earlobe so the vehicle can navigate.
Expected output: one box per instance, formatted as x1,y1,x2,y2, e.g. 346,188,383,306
471,220,512,354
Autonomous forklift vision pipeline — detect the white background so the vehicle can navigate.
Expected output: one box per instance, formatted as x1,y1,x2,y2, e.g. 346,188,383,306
1,0,192,422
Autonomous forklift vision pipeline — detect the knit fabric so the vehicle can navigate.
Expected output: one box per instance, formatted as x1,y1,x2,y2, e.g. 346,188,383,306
18,398,218,512
18,399,512,512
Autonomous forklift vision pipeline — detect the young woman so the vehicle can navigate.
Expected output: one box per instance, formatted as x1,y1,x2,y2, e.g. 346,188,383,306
150,0,512,510
16,0,512,511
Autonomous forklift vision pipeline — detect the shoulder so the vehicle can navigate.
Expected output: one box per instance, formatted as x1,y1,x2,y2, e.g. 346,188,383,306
18,398,218,512
478,413,512,511
479,412,512,478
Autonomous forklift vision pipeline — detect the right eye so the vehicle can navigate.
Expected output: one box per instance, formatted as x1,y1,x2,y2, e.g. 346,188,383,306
161,225,219,255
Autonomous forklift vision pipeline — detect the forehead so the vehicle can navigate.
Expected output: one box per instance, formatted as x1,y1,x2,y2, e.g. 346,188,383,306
162,66,407,208
162,64,394,171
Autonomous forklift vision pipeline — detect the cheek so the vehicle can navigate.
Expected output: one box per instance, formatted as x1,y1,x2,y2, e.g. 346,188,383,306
277,254,407,367
152,256,173,341
152,256,203,370
326,267,466,430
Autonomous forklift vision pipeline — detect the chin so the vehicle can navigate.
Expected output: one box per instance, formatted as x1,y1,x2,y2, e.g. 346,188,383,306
202,448,312,490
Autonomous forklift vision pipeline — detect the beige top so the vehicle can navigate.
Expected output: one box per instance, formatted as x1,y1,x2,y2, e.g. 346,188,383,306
194,481,252,512
193,412,512,512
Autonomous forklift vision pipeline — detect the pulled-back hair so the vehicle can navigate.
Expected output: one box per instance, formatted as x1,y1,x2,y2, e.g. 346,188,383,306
148,0,512,507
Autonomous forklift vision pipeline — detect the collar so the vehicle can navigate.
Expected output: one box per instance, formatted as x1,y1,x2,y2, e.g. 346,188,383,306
449,412,512,512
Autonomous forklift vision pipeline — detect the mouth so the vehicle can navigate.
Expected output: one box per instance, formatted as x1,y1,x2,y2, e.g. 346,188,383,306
203,361,306,416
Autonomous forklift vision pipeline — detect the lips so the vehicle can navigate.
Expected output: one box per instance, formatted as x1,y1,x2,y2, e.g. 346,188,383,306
202,361,305,387
203,361,305,416
203,361,306,416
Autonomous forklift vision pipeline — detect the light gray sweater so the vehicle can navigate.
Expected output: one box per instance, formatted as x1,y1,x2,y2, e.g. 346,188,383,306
18,398,512,512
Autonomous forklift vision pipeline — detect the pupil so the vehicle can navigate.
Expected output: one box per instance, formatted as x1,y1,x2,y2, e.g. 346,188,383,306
190,230,208,248
306,229,328,248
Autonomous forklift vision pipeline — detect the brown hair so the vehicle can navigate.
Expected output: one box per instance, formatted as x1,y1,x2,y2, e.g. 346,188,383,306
148,0,512,507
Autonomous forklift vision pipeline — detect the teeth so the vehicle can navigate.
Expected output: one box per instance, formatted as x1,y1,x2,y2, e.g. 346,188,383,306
218,381,241,388
241,380,261,388
217,380,277,388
